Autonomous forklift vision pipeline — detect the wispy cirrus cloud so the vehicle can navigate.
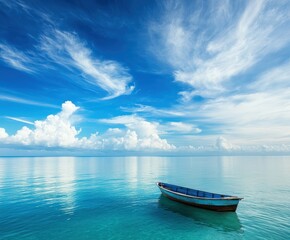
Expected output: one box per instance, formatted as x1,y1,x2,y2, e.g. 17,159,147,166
120,104,184,117
193,92,290,144
40,30,134,99
0,29,135,100
0,94,58,108
164,122,201,134
159,61,290,145
150,0,290,100
0,43,34,72
249,59,290,92
121,105,202,135
0,0,31,13
142,0,290,148
122,59,290,146
5,116,33,125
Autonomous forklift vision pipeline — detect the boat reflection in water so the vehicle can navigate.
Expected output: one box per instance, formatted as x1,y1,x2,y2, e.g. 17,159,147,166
158,195,242,232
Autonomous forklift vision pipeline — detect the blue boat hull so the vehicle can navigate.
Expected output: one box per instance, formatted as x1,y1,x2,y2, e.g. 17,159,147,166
157,182,242,212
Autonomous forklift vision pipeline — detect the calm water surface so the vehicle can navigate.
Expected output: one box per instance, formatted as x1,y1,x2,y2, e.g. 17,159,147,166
0,156,289,239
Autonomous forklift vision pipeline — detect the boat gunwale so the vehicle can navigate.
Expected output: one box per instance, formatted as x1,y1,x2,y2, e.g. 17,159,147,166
157,182,243,201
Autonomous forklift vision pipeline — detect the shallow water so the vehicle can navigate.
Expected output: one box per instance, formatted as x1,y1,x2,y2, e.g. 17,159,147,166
0,156,289,239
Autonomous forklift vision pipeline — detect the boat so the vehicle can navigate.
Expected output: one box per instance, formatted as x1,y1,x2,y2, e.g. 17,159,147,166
156,182,243,212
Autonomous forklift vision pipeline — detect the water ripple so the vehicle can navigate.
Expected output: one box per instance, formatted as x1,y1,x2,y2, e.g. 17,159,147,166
0,156,290,240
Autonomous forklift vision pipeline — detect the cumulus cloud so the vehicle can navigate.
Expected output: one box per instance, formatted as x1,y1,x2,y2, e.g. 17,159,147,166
1,102,290,154
215,136,236,151
100,115,175,150
177,136,290,154
8,101,80,147
0,101,174,151
0,128,8,139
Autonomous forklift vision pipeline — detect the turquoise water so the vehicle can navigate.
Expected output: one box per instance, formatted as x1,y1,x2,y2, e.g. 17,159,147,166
0,156,289,240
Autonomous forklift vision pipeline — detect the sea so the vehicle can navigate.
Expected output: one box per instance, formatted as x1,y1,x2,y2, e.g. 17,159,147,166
0,156,289,240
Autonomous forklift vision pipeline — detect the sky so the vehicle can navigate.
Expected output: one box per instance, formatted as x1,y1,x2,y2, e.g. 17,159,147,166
1,0,290,156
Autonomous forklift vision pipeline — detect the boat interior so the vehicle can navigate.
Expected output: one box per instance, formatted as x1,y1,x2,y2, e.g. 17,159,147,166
158,182,230,199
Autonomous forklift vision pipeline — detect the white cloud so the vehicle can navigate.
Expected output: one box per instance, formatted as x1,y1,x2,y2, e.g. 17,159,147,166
190,58,290,144
101,115,175,150
207,89,288,147
144,1,290,149
173,90,290,145
177,1,290,98
0,128,8,139
101,115,158,138
121,104,185,117
0,94,58,108
40,30,134,99
123,130,138,150
0,101,174,151
162,122,201,134
8,101,80,147
122,58,290,146
250,60,290,92
0,29,134,100
0,43,34,72
150,1,290,99
1,101,290,154
5,116,33,125
178,137,290,154
0,0,31,12
215,136,236,151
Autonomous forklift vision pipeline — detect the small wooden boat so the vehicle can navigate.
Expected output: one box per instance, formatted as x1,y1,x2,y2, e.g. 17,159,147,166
157,182,242,212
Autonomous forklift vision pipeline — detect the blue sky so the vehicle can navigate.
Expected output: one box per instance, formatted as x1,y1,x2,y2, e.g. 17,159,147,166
1,0,290,155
